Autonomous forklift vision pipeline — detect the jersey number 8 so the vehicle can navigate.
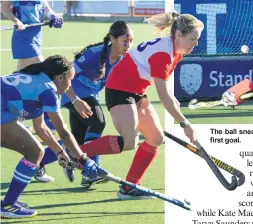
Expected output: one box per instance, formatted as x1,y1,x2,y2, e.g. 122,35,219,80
2,74,32,86
137,38,162,52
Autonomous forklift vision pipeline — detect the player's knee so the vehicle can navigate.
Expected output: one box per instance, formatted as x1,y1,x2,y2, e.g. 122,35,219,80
150,131,165,147
26,147,44,164
36,148,45,161
123,135,139,151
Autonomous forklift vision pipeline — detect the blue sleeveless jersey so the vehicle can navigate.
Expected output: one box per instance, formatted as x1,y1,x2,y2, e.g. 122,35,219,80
61,44,122,106
11,1,46,59
1,72,60,125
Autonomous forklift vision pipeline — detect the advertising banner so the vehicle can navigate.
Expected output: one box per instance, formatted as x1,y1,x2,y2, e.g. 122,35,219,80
133,0,165,16
174,56,253,100
50,0,130,15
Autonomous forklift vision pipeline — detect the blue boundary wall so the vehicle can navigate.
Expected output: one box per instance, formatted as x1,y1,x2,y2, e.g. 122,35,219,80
174,56,253,100
174,0,253,100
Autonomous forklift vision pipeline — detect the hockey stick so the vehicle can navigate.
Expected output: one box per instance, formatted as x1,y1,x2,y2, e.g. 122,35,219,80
164,131,240,190
188,99,223,109
0,21,53,31
188,92,253,110
194,140,238,190
163,131,245,186
68,161,191,211
240,92,253,100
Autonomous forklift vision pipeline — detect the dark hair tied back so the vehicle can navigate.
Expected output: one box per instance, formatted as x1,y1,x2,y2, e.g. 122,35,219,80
74,21,129,79
18,55,73,80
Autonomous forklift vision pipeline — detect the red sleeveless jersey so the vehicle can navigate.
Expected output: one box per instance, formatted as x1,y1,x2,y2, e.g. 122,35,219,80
106,36,183,94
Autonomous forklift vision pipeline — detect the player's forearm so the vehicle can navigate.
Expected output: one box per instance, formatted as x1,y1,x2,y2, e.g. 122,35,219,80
34,125,63,154
57,128,86,159
65,86,79,102
1,4,18,23
154,78,186,123
160,91,186,123
44,0,56,17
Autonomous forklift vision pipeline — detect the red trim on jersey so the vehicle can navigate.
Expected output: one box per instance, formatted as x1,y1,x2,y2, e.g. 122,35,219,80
148,52,172,80
106,54,151,94
148,52,183,80
106,49,183,94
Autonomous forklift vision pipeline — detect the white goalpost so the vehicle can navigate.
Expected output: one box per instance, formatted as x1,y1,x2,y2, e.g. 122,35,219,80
164,0,175,223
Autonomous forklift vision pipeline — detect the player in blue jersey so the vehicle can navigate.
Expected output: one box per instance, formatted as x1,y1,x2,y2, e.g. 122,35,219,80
1,0,63,70
1,55,107,219
1,0,64,182
40,21,134,188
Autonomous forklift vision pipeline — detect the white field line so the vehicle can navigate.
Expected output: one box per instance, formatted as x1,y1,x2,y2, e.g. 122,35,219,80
0,44,138,52
0,46,84,52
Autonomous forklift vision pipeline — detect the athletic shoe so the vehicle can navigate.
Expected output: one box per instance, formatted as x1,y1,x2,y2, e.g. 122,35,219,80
1,201,37,219
16,202,28,208
34,164,54,183
81,176,109,188
62,145,77,182
63,166,75,182
117,185,155,200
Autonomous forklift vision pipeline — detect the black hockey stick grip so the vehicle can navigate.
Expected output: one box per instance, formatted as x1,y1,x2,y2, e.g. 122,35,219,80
15,21,52,29
0,21,53,31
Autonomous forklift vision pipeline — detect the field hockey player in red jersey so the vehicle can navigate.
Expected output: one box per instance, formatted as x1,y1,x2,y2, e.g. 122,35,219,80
78,11,204,199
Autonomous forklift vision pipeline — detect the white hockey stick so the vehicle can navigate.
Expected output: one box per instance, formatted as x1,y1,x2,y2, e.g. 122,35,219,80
188,92,253,110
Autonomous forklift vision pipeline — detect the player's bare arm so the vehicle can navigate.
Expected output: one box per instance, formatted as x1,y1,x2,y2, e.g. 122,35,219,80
32,113,70,166
47,111,87,159
65,86,93,118
1,1,25,30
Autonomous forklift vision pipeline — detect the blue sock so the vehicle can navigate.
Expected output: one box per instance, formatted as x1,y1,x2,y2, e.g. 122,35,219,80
84,133,101,165
3,158,37,205
44,112,49,119
40,140,62,165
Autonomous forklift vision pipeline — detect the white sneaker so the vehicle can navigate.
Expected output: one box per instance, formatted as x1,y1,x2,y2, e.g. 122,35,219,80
34,165,54,183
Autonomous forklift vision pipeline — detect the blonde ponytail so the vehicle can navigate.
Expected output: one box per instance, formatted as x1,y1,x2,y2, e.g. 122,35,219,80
145,10,180,33
146,10,204,36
